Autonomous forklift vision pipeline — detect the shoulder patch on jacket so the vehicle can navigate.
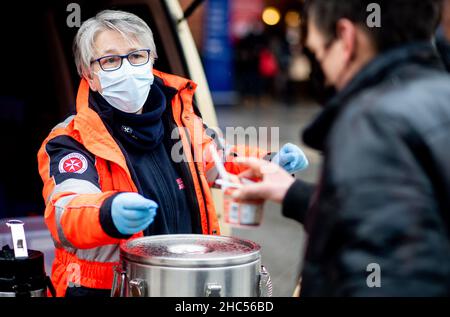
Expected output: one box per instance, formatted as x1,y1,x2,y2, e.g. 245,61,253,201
45,135,99,186
58,152,88,174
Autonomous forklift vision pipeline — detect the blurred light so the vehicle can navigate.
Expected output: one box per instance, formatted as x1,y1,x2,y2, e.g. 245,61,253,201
262,7,281,26
285,11,301,28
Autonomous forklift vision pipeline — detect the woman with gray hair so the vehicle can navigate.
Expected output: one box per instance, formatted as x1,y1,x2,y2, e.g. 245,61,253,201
37,10,306,297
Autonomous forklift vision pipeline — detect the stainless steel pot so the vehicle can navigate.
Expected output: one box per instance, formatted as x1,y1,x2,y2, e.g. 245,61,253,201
112,234,272,297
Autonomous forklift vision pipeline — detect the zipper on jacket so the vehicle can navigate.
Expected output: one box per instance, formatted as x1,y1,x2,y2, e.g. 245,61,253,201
162,88,202,234
148,150,179,232
165,119,202,233
178,84,211,233
99,119,144,195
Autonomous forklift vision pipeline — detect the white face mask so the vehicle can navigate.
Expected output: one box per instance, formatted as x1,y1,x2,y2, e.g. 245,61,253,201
97,60,154,113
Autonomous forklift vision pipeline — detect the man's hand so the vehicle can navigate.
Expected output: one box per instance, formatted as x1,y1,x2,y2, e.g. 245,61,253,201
232,158,296,204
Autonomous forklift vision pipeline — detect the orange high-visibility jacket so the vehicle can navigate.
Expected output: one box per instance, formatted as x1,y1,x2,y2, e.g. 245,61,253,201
37,70,268,297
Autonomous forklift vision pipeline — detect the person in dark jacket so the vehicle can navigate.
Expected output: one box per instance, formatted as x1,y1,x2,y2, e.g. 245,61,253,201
233,0,450,296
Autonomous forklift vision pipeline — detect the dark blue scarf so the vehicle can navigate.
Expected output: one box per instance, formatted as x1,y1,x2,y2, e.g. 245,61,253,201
93,84,167,151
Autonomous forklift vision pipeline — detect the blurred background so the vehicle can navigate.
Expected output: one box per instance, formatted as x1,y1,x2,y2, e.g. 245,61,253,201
0,0,448,296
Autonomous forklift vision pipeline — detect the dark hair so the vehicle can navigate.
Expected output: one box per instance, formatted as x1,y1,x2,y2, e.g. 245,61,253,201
305,0,443,51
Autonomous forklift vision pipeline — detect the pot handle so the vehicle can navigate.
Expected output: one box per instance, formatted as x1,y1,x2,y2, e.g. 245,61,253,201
259,265,273,297
129,279,147,297
205,283,222,297
111,265,127,297
46,276,56,297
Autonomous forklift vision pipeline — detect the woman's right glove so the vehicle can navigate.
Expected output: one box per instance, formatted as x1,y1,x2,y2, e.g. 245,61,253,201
111,192,158,235
272,143,309,174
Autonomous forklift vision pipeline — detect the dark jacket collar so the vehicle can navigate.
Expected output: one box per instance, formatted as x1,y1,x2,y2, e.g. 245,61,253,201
88,76,178,152
89,76,175,126
303,42,446,151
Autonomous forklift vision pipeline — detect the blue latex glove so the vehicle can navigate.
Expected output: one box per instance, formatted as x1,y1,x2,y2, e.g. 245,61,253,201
111,193,158,235
272,143,309,174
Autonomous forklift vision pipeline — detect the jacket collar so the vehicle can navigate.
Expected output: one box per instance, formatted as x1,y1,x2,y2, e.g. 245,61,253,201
74,78,134,181
302,42,446,151
92,82,167,152
73,69,196,180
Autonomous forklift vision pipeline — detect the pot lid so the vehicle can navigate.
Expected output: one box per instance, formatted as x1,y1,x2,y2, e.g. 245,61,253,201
120,235,261,267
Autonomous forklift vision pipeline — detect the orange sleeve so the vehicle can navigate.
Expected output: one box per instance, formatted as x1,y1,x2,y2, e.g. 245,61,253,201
223,144,270,175
49,192,121,249
202,136,270,185
38,133,123,250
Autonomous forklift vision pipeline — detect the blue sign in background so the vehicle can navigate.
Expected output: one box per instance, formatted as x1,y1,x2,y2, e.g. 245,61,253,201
203,0,235,105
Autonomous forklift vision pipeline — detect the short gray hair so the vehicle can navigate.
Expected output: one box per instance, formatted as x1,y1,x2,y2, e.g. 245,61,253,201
73,10,158,76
